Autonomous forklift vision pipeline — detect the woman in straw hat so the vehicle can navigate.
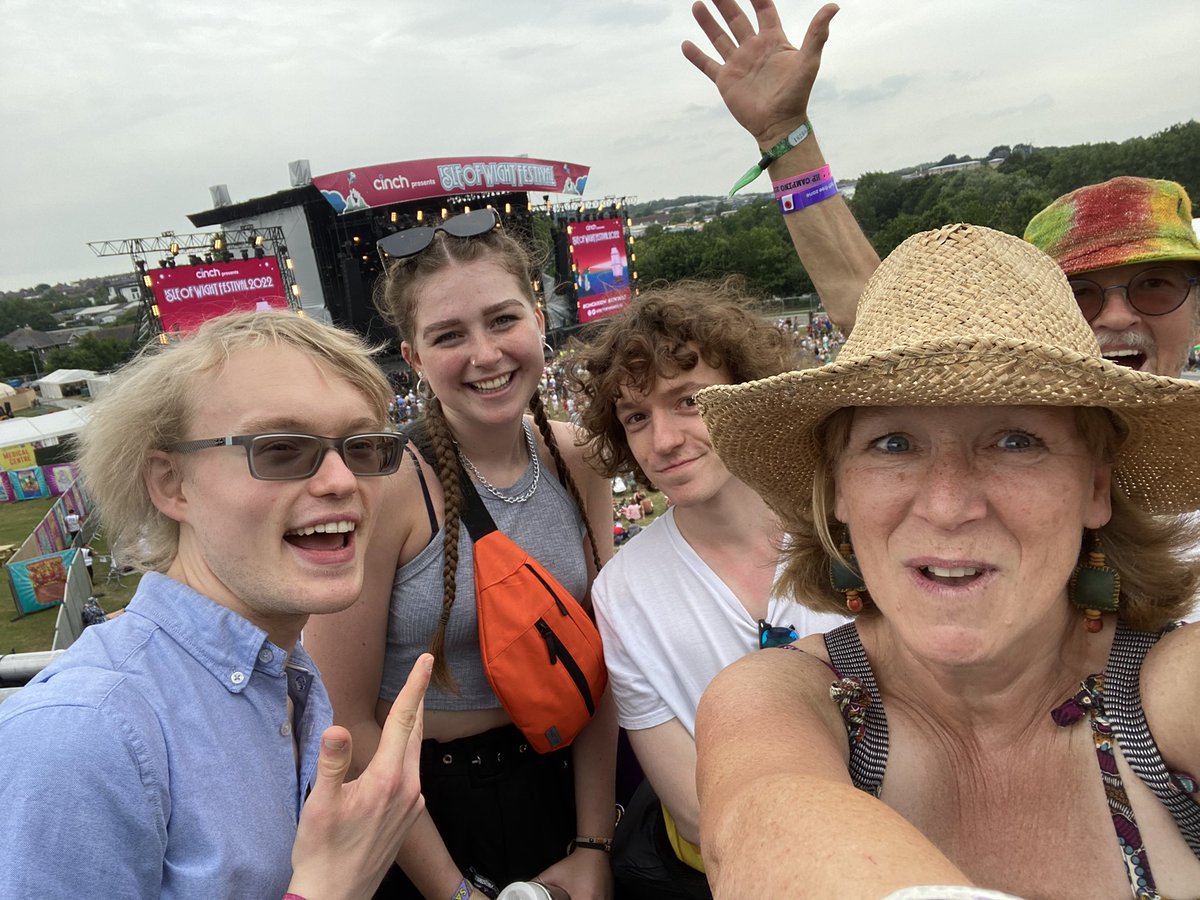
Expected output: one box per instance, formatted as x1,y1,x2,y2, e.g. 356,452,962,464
692,224,1200,899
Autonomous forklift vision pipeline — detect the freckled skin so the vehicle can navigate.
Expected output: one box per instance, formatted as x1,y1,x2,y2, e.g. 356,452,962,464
833,405,1112,665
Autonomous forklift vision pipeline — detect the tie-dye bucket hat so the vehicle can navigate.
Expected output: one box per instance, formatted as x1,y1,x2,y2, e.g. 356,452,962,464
1024,176,1200,277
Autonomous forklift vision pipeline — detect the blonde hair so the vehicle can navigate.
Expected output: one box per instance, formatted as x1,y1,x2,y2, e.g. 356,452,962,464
777,406,1200,628
76,311,392,573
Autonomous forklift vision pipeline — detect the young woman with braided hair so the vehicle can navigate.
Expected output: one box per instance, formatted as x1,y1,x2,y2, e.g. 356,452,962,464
304,209,616,900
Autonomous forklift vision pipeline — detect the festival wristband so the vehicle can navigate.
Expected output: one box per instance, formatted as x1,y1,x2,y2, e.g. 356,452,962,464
777,176,839,215
728,120,813,197
451,879,472,900
773,165,832,198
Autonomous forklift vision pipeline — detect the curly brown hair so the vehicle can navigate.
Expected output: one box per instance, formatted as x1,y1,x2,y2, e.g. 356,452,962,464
568,277,793,485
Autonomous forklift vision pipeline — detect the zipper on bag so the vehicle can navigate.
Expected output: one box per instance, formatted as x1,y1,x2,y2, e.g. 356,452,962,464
535,619,595,715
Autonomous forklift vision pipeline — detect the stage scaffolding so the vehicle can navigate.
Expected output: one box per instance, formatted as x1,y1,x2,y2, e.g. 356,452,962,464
87,226,300,346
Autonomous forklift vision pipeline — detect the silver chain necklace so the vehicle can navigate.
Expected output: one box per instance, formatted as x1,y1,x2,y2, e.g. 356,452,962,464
456,419,541,504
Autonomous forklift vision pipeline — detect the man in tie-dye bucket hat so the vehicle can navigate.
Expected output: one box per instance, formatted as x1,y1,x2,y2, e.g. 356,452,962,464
1024,177,1200,376
682,0,1200,378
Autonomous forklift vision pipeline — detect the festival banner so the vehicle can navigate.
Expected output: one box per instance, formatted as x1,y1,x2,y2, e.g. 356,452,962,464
0,463,80,503
9,549,76,614
0,443,36,470
10,466,48,500
148,258,289,334
312,156,590,214
569,217,632,324
47,463,79,495
34,515,60,556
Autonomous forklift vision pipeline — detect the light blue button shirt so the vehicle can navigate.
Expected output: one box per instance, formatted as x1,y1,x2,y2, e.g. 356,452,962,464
0,572,332,898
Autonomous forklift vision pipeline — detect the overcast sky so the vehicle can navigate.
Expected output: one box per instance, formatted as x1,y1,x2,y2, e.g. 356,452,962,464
2,0,1195,292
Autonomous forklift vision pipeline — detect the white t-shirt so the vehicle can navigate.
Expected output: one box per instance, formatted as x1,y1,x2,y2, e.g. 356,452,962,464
593,507,847,737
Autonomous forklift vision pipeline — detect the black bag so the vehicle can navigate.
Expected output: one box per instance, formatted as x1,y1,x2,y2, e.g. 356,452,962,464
611,780,712,900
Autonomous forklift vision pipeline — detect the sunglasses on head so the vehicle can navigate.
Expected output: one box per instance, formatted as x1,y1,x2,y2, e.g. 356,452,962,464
170,431,406,481
376,208,501,263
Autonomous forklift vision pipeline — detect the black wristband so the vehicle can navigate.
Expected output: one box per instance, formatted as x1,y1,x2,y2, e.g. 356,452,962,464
572,836,613,853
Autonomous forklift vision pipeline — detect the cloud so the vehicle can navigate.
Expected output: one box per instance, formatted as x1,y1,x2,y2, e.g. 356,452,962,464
2,0,1197,290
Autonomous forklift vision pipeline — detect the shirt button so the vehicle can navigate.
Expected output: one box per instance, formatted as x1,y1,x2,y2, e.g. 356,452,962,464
258,649,273,663
280,722,292,737
230,671,246,685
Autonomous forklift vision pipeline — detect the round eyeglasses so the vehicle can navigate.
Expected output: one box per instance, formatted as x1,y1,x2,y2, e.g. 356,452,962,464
169,432,405,481
1068,266,1199,322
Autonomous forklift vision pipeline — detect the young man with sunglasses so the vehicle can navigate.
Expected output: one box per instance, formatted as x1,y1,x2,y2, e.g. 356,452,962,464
683,0,1200,377
570,281,845,898
0,311,431,899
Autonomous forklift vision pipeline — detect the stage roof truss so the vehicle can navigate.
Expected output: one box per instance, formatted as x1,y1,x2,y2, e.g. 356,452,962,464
87,225,289,259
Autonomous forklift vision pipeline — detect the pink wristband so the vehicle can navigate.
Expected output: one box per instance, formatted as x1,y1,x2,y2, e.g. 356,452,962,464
772,165,832,198
283,894,307,900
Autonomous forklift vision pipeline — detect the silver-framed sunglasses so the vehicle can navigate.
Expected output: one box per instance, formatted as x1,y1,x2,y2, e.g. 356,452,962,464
169,432,405,481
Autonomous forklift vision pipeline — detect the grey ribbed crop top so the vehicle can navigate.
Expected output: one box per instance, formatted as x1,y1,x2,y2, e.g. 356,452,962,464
379,450,588,709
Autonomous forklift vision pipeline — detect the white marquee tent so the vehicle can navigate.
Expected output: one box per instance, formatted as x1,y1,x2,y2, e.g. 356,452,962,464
33,369,97,401
0,407,92,450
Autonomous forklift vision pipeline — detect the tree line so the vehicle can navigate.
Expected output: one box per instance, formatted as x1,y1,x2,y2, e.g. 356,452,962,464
0,285,138,380
632,120,1199,303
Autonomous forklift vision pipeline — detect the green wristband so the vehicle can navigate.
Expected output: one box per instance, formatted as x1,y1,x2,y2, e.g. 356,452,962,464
728,120,813,197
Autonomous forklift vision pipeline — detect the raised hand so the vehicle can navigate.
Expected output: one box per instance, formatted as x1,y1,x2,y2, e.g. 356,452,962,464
288,653,433,900
682,0,839,147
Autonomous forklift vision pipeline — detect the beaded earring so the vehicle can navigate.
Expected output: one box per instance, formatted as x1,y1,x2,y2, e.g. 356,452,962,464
1069,531,1120,633
829,538,867,614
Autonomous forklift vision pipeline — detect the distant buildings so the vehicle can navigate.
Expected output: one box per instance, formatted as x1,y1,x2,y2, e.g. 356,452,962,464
902,157,1006,180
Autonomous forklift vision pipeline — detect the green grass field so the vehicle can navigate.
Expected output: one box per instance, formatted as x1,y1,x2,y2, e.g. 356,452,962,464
0,498,139,655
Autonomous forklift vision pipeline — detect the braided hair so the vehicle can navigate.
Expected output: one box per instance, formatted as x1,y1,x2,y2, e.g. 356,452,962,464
376,224,602,688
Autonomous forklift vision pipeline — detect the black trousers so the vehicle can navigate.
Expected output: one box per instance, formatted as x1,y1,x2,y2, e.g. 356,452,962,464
610,781,712,900
374,724,576,899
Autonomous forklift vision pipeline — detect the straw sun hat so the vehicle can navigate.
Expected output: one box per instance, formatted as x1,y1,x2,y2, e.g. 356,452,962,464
697,223,1200,519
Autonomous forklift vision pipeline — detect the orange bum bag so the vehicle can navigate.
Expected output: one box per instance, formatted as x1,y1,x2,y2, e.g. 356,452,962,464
458,467,607,755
